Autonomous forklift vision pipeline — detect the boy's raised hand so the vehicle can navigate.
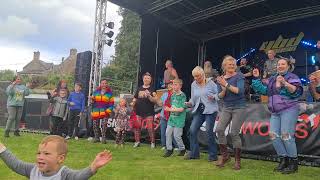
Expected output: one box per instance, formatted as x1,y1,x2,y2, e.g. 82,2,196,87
90,150,112,173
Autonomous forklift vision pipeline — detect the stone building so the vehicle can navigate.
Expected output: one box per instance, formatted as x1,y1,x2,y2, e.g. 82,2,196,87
19,49,78,76
53,48,78,75
19,51,54,75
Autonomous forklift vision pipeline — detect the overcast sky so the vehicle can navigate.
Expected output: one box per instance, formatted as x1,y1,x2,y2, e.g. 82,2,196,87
0,0,122,71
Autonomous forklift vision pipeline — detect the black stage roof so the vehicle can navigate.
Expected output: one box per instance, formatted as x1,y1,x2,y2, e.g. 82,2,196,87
109,0,320,41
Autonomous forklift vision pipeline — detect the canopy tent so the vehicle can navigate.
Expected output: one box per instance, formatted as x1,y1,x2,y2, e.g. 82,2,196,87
109,0,320,42
108,0,320,92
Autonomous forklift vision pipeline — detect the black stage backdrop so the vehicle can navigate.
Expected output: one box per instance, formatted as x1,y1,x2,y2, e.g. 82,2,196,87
139,15,320,94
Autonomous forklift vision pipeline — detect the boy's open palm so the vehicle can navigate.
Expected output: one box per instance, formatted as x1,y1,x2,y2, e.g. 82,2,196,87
91,150,112,172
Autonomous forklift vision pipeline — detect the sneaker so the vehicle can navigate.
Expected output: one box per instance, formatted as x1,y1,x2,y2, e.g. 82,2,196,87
177,149,186,156
75,136,79,140
87,137,93,141
151,143,155,149
14,130,20,136
65,136,71,140
161,146,166,150
163,150,173,157
133,142,140,148
174,148,179,151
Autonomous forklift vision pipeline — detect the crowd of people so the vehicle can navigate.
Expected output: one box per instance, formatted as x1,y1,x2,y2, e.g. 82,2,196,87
2,40,320,176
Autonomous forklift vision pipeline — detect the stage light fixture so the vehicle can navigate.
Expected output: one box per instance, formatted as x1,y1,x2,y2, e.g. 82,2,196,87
311,56,316,65
237,48,256,61
106,39,113,46
105,31,114,38
301,41,317,48
105,22,114,29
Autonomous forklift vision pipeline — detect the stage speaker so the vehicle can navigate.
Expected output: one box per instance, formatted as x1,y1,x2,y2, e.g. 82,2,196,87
75,51,92,105
24,98,50,130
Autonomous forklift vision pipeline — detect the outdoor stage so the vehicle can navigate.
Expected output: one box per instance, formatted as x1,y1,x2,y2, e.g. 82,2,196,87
107,0,320,166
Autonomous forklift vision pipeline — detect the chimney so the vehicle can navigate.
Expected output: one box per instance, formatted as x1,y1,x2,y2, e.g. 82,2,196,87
70,48,77,56
33,51,40,61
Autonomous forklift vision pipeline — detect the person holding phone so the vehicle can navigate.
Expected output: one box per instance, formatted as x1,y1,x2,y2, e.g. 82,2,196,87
4,75,31,137
132,72,158,148
252,57,302,174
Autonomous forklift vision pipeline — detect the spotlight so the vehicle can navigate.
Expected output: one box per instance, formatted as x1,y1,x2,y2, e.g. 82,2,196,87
106,39,113,46
105,22,114,29
105,31,114,38
301,40,317,48
311,56,316,65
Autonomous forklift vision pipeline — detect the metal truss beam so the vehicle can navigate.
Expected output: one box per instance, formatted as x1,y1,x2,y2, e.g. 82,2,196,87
148,0,183,14
175,0,266,26
89,0,107,105
202,5,320,41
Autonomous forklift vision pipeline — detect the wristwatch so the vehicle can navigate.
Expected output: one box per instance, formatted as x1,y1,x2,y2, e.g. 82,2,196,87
226,83,231,88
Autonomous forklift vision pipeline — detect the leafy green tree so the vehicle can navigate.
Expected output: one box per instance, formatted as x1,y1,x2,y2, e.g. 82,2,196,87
0,69,15,81
102,8,141,95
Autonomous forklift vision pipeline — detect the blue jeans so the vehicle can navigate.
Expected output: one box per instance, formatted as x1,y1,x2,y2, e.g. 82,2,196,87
189,111,217,159
270,106,299,158
160,117,177,147
160,117,167,147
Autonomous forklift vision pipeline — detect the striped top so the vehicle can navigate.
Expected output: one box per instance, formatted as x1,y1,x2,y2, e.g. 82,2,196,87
91,87,114,120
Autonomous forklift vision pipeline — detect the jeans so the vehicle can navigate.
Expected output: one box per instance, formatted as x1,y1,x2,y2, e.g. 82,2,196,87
216,107,245,148
6,106,23,131
166,125,185,151
189,111,217,159
270,106,299,158
51,116,63,136
160,117,167,147
160,117,177,147
68,110,81,137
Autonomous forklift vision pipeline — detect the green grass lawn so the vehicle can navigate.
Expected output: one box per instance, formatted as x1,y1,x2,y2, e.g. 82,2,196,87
0,129,319,180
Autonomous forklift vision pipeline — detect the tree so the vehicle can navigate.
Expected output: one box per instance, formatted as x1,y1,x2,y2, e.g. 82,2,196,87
0,69,15,81
101,8,141,95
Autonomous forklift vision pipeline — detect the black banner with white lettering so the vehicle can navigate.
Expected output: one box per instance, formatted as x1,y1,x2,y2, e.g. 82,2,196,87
105,103,320,165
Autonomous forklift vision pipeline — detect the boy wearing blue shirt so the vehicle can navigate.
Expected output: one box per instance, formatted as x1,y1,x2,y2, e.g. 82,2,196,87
66,83,85,140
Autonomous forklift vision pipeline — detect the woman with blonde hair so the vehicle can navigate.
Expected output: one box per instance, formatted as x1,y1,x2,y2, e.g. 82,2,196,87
185,66,219,161
215,55,246,170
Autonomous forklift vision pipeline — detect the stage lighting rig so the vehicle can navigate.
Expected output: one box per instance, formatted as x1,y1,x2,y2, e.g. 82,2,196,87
105,31,114,38
301,41,317,48
105,22,114,29
106,39,113,47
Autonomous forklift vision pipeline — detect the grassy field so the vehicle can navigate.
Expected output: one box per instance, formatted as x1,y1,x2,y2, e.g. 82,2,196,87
0,129,319,180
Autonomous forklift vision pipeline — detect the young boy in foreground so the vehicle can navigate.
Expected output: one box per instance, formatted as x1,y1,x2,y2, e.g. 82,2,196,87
163,79,187,157
0,135,112,180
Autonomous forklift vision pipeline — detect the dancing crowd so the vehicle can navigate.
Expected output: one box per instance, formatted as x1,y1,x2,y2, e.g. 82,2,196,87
2,40,320,177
